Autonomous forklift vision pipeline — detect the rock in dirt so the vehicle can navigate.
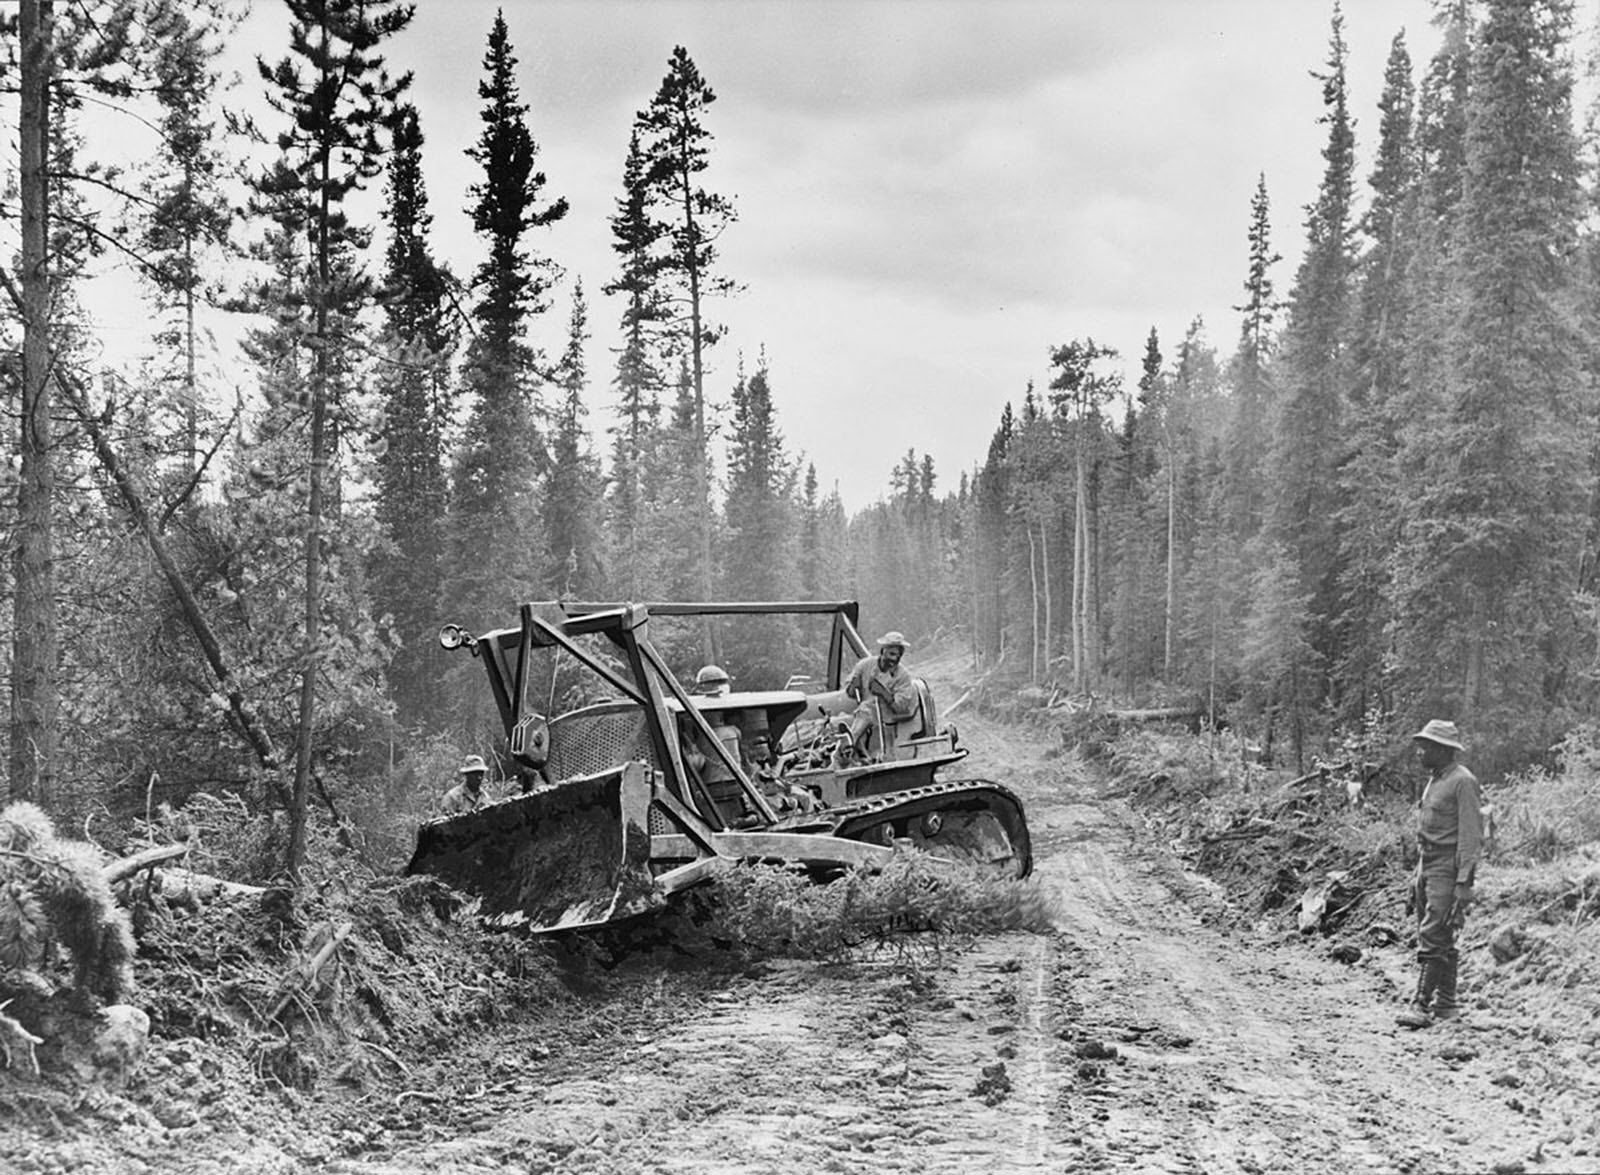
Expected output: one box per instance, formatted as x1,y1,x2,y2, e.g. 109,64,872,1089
90,1005,150,1083
972,1061,1012,1105
1489,923,1528,963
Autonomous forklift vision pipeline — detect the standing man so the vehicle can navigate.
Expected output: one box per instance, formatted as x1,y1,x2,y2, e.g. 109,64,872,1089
441,754,491,815
843,631,917,760
1398,719,1484,1029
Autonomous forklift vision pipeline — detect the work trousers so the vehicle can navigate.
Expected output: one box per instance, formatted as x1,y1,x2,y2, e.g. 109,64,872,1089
1413,849,1460,964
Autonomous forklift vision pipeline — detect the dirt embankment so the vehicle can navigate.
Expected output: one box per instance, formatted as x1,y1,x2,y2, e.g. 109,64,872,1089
5,672,1600,1174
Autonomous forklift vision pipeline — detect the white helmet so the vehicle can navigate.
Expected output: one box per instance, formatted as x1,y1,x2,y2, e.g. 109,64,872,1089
694,665,731,695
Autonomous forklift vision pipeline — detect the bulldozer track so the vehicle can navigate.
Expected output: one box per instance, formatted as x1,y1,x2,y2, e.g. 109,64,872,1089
823,777,1020,822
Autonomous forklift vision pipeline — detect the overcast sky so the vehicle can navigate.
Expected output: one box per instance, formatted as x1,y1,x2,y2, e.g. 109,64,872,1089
94,0,1448,510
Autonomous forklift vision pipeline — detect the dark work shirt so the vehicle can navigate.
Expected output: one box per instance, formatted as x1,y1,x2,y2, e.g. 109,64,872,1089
1417,761,1484,883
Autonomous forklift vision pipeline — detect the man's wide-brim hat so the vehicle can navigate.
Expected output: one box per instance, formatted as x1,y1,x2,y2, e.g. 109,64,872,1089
876,631,909,649
1411,720,1464,751
459,754,489,775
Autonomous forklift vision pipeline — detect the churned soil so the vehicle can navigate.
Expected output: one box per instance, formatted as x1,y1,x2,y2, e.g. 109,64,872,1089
5,657,1599,1174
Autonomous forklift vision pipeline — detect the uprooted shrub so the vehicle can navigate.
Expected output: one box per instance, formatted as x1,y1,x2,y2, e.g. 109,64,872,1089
671,854,1062,968
0,802,136,1005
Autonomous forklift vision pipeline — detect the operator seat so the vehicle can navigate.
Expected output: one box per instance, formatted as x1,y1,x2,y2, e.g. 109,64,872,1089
878,677,936,761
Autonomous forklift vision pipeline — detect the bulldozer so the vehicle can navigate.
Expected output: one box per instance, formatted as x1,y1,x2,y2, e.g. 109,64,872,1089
406,601,1030,933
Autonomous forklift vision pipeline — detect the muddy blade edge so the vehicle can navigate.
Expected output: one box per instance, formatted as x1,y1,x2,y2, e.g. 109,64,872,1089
405,764,662,933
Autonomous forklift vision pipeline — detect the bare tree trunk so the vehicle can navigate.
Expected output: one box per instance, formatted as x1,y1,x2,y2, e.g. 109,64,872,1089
184,226,198,471
10,0,57,806
675,164,716,663
1039,519,1052,683
289,77,335,884
967,494,980,668
1088,461,1101,690
56,370,290,801
1074,460,1088,691
1026,523,1040,685
1463,593,1484,723
1164,455,1176,681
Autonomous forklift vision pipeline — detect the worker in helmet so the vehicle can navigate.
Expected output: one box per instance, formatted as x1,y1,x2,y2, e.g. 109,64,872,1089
692,664,732,697
842,632,917,760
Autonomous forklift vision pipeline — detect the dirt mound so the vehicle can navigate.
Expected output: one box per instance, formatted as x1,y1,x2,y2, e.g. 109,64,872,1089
0,867,614,1174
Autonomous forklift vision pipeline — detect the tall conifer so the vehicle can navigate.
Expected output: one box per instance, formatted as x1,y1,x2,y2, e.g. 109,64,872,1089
252,0,412,878
634,47,738,627
1268,4,1357,715
1393,0,1591,763
450,11,568,630
375,103,453,728
1336,31,1417,724
544,282,605,599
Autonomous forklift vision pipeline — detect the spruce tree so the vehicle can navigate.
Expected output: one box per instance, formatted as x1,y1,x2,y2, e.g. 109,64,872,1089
1393,0,1591,763
723,357,795,604
1048,339,1120,690
375,103,454,729
972,403,1014,665
722,357,801,679
604,129,668,598
1267,4,1357,716
136,0,235,478
449,10,569,633
1228,174,1280,538
252,0,413,879
634,46,739,622
544,282,605,599
1336,31,1418,725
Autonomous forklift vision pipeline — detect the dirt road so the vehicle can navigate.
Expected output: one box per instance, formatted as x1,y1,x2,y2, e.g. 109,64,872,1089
14,683,1594,1175
310,704,1572,1175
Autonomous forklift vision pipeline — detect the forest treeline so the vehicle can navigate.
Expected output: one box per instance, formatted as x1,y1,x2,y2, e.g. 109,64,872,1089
0,0,1593,880
925,0,1600,784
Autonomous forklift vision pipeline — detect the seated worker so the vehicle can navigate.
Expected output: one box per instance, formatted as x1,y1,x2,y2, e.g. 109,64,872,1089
691,664,732,697
843,631,917,760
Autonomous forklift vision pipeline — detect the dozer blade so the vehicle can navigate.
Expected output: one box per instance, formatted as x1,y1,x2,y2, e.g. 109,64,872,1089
406,762,669,932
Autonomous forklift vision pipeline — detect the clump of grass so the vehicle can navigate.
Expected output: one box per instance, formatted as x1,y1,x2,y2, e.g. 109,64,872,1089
1495,726,1600,864
1105,728,1247,800
686,854,1060,967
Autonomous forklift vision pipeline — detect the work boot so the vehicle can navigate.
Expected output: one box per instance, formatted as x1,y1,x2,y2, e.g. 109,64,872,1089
1396,959,1442,1029
1432,952,1460,1021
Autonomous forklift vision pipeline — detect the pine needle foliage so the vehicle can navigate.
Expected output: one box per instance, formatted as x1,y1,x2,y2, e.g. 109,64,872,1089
0,803,135,1003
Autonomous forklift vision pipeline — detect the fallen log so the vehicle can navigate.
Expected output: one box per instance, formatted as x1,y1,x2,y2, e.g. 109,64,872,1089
1106,707,1204,724
156,866,269,901
103,843,189,886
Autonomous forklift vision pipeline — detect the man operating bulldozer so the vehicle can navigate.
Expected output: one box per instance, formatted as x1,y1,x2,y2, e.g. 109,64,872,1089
843,631,917,761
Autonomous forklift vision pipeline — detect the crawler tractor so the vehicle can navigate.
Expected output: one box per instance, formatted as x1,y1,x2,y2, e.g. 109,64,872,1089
406,601,1031,933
